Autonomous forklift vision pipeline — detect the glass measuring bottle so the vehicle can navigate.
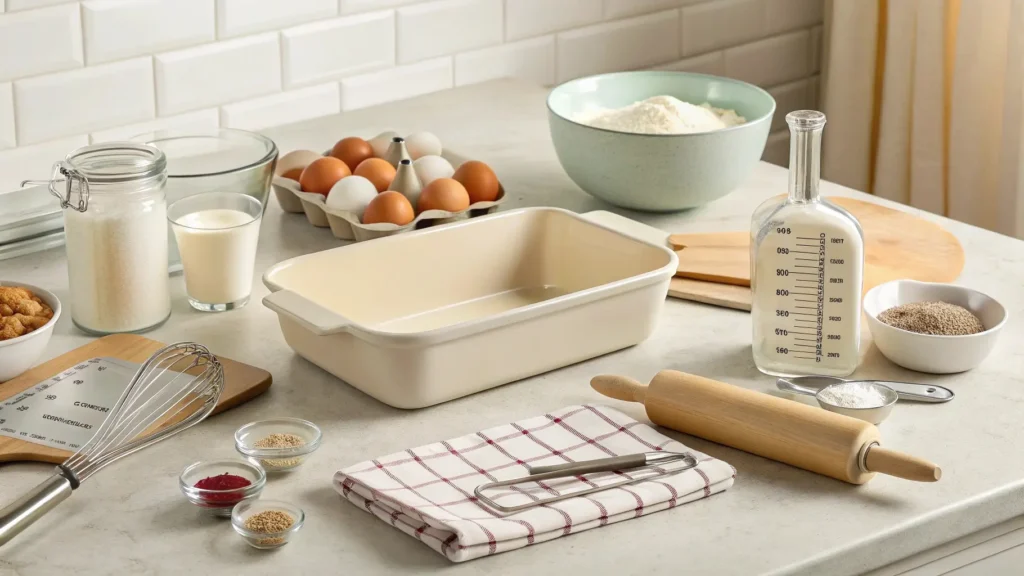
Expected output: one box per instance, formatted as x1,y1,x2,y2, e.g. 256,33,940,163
750,111,864,377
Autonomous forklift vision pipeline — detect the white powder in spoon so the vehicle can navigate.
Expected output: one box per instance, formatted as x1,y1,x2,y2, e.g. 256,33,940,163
817,383,890,409
576,95,746,135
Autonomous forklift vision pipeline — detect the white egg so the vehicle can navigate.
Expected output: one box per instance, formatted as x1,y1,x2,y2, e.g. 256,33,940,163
325,176,379,217
277,149,323,176
405,131,443,159
412,155,455,187
369,131,399,159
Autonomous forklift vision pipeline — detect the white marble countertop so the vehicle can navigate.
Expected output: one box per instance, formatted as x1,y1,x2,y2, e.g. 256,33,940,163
2,80,1023,576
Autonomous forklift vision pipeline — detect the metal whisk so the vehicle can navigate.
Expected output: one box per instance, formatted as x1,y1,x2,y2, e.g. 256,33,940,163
0,343,224,546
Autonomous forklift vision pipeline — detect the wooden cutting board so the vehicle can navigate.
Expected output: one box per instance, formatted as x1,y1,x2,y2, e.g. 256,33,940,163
0,334,272,464
669,197,965,301
668,277,752,311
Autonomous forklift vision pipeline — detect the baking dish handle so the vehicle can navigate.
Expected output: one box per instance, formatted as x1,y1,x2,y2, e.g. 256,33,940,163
263,290,351,336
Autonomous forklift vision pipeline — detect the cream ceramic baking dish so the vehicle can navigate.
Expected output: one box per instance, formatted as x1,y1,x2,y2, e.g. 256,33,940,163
262,207,677,409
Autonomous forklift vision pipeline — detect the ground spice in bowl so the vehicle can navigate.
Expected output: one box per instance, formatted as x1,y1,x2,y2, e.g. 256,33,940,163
193,473,251,505
878,301,985,336
244,510,295,546
254,433,306,469
254,433,306,449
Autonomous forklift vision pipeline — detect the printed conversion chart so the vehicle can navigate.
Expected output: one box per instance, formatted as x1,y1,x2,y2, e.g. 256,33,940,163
0,358,163,451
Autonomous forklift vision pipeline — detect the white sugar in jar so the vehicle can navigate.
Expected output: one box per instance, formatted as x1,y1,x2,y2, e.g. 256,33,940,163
45,143,171,334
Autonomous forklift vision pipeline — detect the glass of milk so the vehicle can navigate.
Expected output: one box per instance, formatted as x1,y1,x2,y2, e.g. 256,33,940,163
168,192,263,312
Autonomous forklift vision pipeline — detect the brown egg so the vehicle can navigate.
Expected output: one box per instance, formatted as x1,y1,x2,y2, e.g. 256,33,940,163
277,149,322,182
453,160,500,203
299,157,350,196
330,137,374,171
417,178,470,213
363,191,415,225
354,158,396,192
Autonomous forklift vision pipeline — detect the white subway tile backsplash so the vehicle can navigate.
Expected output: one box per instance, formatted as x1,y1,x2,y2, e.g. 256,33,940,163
0,82,13,149
605,0,699,20
221,83,340,130
90,108,219,142
397,0,502,64
82,0,215,65
282,11,394,88
6,0,73,10
724,29,808,87
155,32,281,116
0,0,825,194
455,36,554,87
505,0,602,41
218,0,337,38
682,0,766,57
762,129,789,166
341,56,452,111
0,4,82,82
766,0,824,35
0,135,87,192
15,57,154,145
557,10,680,83
767,78,808,131
809,25,822,73
340,0,417,14
653,51,726,76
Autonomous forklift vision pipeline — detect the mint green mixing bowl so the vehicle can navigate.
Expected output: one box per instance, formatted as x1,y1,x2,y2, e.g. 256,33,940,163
547,71,776,211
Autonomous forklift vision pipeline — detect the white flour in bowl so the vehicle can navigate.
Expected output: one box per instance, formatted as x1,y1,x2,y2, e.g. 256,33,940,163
576,95,746,135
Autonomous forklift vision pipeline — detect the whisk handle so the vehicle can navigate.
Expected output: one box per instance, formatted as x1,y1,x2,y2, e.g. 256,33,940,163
0,473,73,547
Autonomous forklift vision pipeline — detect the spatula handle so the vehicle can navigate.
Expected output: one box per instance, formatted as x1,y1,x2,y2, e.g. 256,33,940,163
0,473,72,547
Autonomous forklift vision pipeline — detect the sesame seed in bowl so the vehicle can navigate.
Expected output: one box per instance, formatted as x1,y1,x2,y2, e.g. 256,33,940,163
863,280,1006,374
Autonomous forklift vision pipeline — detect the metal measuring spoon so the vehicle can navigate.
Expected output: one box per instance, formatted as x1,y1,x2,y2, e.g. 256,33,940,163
778,376,954,403
776,379,898,424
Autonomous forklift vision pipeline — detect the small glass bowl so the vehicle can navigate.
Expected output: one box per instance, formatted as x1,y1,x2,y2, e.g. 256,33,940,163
231,499,305,549
234,418,322,473
179,459,266,517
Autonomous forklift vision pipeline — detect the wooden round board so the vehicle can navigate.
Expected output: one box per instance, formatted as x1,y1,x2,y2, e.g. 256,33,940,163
668,197,965,296
838,197,964,292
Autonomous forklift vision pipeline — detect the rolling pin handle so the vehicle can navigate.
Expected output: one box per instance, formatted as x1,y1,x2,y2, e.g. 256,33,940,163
590,375,648,403
863,444,942,482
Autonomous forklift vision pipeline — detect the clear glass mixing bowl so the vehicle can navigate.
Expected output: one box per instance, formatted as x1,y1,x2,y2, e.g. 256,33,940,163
132,128,278,272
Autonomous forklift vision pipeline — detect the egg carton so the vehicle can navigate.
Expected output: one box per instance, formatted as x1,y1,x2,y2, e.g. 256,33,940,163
272,149,505,242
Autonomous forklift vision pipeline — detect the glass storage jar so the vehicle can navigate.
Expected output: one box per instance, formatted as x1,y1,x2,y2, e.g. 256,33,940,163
26,143,171,335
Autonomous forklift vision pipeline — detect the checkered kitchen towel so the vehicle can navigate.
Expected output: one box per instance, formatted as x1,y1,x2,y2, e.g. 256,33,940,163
333,405,735,562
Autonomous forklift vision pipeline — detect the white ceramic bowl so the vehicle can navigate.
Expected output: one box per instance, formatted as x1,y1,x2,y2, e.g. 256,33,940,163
0,281,60,381
863,280,1006,374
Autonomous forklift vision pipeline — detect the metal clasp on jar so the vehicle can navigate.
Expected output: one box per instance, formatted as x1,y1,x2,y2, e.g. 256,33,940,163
21,161,90,213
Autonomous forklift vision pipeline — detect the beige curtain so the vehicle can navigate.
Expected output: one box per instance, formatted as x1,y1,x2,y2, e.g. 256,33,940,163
822,0,1024,237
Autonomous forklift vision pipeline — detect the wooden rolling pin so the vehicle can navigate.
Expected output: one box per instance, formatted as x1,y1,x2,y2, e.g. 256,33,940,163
591,371,940,484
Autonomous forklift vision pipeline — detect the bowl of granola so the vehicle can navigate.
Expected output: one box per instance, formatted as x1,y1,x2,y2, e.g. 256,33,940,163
0,282,60,381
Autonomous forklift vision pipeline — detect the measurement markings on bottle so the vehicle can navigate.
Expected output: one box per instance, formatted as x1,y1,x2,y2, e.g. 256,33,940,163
759,221,860,371
815,232,826,362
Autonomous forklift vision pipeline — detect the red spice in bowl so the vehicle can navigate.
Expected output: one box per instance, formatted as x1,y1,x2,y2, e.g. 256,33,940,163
180,459,265,516
194,473,252,506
